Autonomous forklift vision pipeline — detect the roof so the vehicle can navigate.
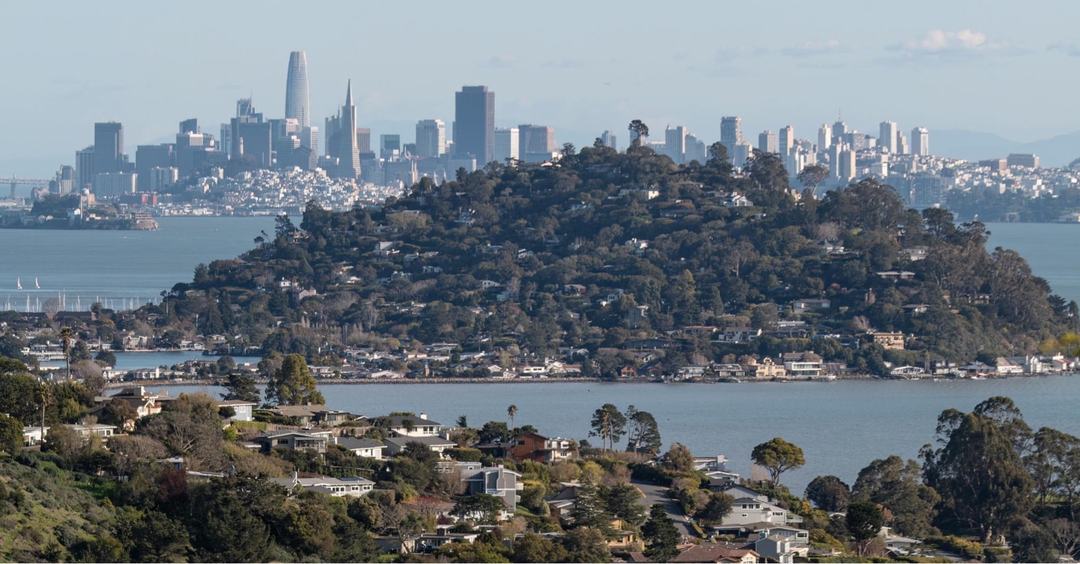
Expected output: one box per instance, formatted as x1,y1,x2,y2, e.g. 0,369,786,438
381,414,442,427
385,435,455,448
271,475,375,489
672,543,758,563
337,437,385,450
270,404,327,418
216,399,258,407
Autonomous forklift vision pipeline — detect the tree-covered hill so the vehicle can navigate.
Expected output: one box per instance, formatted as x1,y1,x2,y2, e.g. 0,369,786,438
145,141,1078,374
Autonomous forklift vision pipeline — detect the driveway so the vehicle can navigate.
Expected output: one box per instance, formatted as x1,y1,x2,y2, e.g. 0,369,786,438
633,479,699,539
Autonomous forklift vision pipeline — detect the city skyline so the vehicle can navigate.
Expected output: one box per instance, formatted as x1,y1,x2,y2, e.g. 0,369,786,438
6,1,1080,175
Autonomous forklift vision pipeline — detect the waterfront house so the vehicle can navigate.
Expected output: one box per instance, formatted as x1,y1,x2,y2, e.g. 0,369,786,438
509,432,575,463
271,473,375,498
384,435,456,458
672,543,759,564
215,399,256,422
336,437,386,459
379,413,443,437
871,331,906,351
994,357,1025,376
255,431,331,453
780,352,823,379
438,461,522,513
745,357,786,380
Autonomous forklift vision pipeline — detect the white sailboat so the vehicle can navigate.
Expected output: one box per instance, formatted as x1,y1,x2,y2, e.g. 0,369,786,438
34,277,40,289
16,277,21,290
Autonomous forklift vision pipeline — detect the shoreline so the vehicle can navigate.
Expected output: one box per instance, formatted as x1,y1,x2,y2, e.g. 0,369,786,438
108,372,1077,389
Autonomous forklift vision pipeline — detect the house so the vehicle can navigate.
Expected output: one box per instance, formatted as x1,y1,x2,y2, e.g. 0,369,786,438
66,423,117,440
509,432,575,463
216,400,256,422
876,270,916,281
672,543,759,564
268,405,355,426
271,473,375,498
379,413,443,437
22,425,48,446
715,327,762,344
440,461,522,512
781,352,823,379
384,435,456,458
755,527,810,559
97,384,165,419
746,357,786,380
413,532,481,553
994,357,1024,376
336,437,386,459
711,486,804,534
255,431,330,453
871,331,905,351
791,298,830,314
753,535,797,563
901,246,929,261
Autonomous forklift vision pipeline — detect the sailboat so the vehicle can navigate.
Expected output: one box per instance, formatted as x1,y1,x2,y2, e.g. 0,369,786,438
34,277,40,289
16,277,21,290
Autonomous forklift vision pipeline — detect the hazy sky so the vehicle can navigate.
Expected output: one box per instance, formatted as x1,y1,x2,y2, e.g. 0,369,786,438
4,0,1080,176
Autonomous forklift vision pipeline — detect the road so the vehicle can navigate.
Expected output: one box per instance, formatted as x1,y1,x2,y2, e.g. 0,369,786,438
633,480,699,539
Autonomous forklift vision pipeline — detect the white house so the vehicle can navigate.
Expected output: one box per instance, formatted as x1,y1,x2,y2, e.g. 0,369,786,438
271,473,375,498
337,437,386,460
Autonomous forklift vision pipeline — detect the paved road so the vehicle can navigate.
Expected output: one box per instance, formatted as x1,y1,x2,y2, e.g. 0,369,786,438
633,480,699,539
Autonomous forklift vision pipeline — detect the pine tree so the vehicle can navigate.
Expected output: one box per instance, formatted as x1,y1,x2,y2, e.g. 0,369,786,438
265,354,324,406
642,504,680,561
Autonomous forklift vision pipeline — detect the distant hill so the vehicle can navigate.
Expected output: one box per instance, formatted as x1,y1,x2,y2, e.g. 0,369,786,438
932,129,1080,167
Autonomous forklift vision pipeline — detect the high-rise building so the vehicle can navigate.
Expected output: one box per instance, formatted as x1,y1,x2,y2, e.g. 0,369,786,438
685,134,707,163
832,120,848,146
301,126,319,156
135,144,174,190
779,125,795,155
179,118,199,134
453,85,495,164
1007,153,1040,168
720,116,743,152
94,122,124,174
599,130,618,150
327,81,361,178
494,127,519,162
356,128,372,155
817,123,832,151
911,127,929,156
665,126,688,163
838,147,856,181
732,143,752,168
758,130,778,153
75,146,95,190
879,121,898,154
415,119,446,158
896,132,909,155
518,124,555,162
229,99,272,168
380,134,401,160
285,51,310,127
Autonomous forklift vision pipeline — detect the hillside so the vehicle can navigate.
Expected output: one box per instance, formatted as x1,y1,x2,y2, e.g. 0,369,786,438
145,142,1078,375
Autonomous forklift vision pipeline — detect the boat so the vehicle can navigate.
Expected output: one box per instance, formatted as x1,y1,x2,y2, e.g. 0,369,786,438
16,277,21,290
34,277,39,289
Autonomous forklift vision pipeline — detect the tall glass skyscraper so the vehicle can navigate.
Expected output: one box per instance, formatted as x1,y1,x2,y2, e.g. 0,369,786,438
453,85,494,165
285,51,310,128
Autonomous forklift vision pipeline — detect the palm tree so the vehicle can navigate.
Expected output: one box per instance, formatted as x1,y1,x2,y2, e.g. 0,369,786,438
59,327,73,380
507,404,518,428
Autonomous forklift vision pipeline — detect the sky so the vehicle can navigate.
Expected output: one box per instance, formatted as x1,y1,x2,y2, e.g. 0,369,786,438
3,0,1080,176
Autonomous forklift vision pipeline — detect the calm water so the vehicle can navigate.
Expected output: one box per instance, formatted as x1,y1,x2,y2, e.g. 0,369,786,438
985,222,1080,303
152,377,1080,493
0,216,277,310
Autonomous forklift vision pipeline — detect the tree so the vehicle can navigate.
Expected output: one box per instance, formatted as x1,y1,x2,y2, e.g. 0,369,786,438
563,527,611,563
0,370,41,424
507,404,518,428
625,406,662,456
513,532,568,562
138,393,225,469
845,500,884,556
642,504,680,562
266,354,324,406
589,403,627,451
453,493,505,524
751,437,805,486
853,456,939,538
805,475,851,512
797,163,829,193
0,413,21,455
695,492,734,526
115,507,192,562
922,397,1034,544
628,120,650,147
601,483,646,527
660,442,694,474
570,482,612,533
222,372,261,404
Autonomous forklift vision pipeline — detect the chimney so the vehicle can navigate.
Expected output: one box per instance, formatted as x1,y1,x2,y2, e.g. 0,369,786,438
419,412,428,420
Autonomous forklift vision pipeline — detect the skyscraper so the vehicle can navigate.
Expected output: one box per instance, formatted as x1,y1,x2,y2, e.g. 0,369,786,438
327,81,361,178
415,119,446,158
817,124,832,151
76,146,95,190
380,134,401,159
911,127,929,156
494,127,519,162
285,51,310,128
720,116,743,152
665,126,688,163
599,130,617,150
839,147,856,181
779,125,794,155
518,124,555,162
453,85,495,164
758,130,778,153
229,99,271,168
879,121,898,154
94,122,124,174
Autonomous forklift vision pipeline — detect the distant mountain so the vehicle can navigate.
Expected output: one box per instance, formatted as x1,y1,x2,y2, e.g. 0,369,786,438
932,129,1080,167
